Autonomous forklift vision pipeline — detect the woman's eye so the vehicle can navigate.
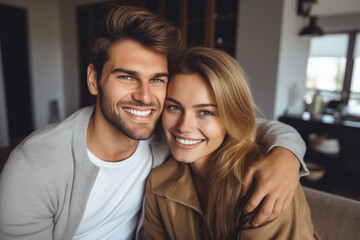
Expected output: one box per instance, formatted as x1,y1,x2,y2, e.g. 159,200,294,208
168,105,182,112
199,110,214,116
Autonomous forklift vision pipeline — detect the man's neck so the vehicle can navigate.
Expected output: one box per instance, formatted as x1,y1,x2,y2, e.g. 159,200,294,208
86,110,139,162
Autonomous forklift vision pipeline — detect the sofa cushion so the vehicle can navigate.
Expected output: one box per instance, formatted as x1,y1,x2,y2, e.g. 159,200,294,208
303,187,360,240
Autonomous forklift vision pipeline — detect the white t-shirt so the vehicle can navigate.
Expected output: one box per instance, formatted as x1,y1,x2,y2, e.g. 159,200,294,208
74,139,152,240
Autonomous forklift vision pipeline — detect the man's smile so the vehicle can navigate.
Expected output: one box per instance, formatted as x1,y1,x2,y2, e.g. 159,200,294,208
124,108,153,117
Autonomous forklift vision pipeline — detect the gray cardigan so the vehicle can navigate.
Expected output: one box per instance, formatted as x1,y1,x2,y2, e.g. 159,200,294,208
0,106,307,240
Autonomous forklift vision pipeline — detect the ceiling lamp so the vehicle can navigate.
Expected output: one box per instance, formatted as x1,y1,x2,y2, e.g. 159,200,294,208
297,0,324,37
299,16,324,36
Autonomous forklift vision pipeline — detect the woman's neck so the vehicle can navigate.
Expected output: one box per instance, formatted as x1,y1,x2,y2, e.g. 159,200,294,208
190,159,211,212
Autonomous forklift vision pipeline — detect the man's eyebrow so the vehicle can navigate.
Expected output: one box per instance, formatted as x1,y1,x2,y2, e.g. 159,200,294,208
153,72,169,78
109,68,168,78
166,98,217,108
110,68,137,76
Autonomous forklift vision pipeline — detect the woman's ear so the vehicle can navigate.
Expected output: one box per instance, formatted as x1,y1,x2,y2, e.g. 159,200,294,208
87,64,99,96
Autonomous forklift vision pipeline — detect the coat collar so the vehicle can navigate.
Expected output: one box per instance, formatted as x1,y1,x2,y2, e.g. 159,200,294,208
150,159,204,216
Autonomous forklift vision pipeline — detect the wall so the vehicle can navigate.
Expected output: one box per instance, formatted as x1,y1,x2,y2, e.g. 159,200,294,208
0,0,64,129
0,0,107,148
314,0,360,16
235,0,284,119
236,0,360,120
59,0,109,117
275,0,310,119
0,0,64,148
319,13,360,32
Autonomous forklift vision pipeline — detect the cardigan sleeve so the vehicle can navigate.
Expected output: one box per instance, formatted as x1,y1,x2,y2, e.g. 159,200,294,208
255,118,309,176
239,184,320,240
0,147,54,240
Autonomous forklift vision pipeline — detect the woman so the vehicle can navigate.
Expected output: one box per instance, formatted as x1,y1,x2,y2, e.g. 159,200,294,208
144,47,319,239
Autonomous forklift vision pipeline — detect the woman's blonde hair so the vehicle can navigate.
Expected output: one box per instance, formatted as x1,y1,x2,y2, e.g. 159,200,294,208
170,47,262,239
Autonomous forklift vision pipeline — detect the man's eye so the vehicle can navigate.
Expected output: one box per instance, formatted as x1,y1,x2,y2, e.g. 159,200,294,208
117,75,132,80
199,110,214,116
151,78,166,83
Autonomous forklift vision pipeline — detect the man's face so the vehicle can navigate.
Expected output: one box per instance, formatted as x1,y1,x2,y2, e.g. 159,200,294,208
92,40,168,140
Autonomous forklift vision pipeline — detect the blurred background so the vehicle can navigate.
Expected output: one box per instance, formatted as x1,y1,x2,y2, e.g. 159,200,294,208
0,0,360,199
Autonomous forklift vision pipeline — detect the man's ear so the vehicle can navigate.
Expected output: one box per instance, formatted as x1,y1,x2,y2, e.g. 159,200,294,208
87,64,99,96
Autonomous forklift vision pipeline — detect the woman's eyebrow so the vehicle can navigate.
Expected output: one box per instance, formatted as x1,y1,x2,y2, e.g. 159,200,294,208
193,104,217,108
166,98,217,108
166,98,181,105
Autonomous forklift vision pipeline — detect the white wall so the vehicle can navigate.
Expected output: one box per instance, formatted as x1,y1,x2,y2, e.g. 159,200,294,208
0,0,107,147
0,0,65,130
274,0,310,119
313,0,360,16
235,0,284,119
236,0,360,120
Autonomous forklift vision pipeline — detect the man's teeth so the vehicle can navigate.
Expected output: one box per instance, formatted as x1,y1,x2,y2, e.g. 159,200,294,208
176,137,202,145
125,108,152,117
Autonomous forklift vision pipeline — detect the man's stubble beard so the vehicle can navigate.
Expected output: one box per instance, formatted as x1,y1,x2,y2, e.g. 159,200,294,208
98,87,161,140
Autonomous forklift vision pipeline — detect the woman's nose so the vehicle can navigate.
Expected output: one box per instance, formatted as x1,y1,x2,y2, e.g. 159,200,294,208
176,112,196,133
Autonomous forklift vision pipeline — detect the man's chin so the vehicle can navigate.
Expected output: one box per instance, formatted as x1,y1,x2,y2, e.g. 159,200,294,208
107,113,159,140
122,126,156,140
128,132,153,140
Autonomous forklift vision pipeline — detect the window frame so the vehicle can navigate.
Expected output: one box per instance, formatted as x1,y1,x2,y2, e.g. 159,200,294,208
342,30,357,104
306,30,360,115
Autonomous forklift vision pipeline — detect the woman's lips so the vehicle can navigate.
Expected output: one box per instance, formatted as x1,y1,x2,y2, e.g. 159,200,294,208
171,134,204,149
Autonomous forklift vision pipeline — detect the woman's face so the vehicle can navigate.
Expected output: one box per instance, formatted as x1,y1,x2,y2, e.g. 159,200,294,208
162,73,226,166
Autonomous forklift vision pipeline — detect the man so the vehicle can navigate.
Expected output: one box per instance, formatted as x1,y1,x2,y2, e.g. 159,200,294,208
0,5,308,240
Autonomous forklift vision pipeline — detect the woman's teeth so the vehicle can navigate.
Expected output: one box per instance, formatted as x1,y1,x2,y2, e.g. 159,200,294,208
176,137,202,145
125,108,152,117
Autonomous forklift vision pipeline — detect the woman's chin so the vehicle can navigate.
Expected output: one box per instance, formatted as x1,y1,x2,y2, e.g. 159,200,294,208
172,155,196,164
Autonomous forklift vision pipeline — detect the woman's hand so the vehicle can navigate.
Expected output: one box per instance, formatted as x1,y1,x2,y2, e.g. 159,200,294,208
241,147,300,227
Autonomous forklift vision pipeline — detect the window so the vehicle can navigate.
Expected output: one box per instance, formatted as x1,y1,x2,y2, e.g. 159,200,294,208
305,31,360,116
349,32,360,115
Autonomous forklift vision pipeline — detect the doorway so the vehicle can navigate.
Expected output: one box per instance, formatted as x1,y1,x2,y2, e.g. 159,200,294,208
0,3,33,169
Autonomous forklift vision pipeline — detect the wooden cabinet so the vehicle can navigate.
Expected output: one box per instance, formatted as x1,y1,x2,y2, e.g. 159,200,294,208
162,0,238,56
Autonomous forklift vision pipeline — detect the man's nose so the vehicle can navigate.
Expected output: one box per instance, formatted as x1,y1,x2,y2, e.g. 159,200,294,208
132,82,152,104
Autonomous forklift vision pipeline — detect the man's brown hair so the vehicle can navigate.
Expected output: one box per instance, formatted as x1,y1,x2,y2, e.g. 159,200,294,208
89,4,183,80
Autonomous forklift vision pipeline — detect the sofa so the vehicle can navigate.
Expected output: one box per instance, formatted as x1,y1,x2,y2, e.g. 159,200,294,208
303,186,360,240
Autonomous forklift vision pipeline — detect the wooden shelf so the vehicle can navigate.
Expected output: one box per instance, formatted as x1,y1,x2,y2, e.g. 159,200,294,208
164,0,238,56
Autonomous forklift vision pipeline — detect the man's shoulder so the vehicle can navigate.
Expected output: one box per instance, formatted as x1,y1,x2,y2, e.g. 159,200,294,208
21,106,93,147
9,106,94,168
